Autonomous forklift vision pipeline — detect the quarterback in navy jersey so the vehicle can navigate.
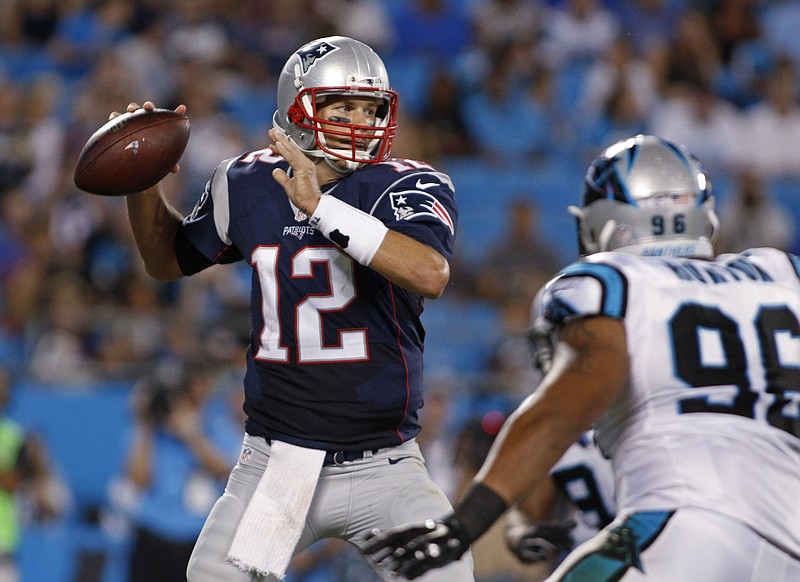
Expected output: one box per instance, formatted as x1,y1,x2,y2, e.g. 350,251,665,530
119,36,474,582
179,148,457,452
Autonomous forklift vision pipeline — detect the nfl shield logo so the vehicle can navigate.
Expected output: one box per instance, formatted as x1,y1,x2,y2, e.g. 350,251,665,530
240,446,252,464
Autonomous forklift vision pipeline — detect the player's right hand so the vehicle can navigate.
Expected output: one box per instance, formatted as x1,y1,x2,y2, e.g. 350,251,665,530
506,519,576,564
268,127,322,216
363,515,471,579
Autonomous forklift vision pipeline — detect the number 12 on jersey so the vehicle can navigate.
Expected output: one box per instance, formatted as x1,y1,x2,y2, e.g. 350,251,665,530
251,245,369,364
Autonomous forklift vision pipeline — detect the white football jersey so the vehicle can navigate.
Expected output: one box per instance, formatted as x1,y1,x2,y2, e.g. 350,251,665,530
532,248,800,558
550,432,616,545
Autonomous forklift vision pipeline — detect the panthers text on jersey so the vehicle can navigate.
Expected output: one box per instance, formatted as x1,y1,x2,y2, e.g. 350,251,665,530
532,248,800,558
173,148,457,452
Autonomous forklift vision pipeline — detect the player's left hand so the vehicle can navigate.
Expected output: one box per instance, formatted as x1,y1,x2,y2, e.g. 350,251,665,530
507,519,576,564
363,516,470,579
109,101,187,176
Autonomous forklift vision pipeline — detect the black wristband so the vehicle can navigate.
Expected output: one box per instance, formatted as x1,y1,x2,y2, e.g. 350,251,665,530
451,482,509,543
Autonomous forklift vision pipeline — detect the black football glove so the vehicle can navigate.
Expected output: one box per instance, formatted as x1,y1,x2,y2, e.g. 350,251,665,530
506,519,576,564
363,514,471,580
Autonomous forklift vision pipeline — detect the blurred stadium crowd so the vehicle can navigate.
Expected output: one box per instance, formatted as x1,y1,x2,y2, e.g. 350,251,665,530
1,0,799,580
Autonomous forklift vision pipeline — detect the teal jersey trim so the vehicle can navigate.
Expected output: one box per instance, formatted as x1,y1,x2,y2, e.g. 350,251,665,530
560,511,674,582
559,261,628,319
789,253,800,281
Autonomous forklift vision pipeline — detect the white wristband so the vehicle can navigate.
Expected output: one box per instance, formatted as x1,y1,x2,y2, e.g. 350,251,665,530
309,195,388,265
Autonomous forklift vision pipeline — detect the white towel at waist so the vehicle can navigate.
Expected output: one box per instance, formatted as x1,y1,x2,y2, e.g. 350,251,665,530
227,440,325,579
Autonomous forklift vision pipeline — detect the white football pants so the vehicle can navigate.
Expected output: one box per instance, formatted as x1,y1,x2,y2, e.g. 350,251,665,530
187,433,474,581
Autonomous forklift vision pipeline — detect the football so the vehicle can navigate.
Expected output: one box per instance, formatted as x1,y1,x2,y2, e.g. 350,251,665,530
73,108,191,196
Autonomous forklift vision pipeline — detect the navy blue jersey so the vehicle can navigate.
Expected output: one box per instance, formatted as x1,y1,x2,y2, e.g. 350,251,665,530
175,148,458,451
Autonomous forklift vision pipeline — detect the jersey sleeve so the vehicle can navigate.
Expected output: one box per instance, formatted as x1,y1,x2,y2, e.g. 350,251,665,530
176,157,244,275
532,259,629,336
371,168,458,261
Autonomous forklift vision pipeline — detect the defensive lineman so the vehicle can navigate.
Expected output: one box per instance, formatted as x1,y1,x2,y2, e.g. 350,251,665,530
365,135,800,581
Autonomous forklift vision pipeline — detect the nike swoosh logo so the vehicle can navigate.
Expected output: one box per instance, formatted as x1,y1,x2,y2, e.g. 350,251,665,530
388,456,412,465
415,179,437,190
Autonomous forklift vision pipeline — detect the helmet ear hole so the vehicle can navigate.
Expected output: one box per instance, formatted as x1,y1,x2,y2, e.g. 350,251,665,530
288,102,305,124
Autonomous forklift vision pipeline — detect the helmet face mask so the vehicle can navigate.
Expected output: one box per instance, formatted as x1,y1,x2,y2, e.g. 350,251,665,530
273,36,398,173
572,135,719,258
289,87,394,163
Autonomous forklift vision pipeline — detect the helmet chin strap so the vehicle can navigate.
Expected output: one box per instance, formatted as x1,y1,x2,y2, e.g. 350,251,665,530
288,143,363,174
315,132,370,173
323,154,361,174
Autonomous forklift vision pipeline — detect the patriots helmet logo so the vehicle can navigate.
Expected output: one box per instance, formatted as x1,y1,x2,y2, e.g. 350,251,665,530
389,190,454,235
298,41,339,73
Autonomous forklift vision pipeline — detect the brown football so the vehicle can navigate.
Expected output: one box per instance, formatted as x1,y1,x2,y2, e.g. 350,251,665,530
73,108,190,196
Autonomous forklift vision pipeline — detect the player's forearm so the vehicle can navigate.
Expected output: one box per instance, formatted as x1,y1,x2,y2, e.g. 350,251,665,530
477,317,628,504
369,230,450,299
516,472,559,523
476,393,581,507
307,193,450,298
126,185,185,281
441,401,580,550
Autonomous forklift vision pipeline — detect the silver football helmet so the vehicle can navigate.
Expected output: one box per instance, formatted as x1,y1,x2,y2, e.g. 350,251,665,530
570,135,719,258
272,36,398,173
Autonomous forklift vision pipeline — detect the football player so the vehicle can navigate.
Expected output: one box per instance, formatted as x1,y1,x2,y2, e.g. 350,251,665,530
365,135,800,581
120,37,472,581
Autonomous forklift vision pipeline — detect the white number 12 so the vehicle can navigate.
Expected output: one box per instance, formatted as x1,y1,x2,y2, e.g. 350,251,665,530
250,246,369,363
